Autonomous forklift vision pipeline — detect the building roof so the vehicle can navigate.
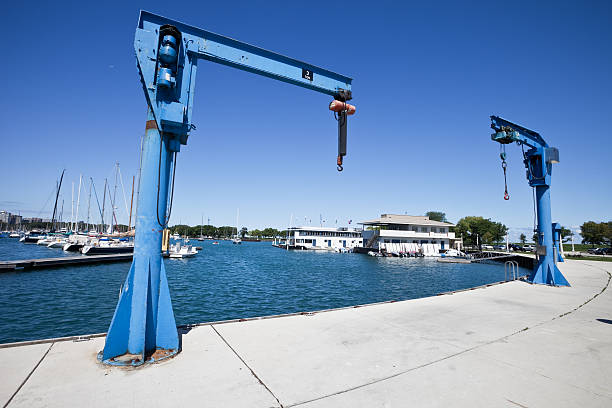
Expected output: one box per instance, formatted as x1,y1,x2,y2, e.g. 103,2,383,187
360,214,455,227
288,226,362,232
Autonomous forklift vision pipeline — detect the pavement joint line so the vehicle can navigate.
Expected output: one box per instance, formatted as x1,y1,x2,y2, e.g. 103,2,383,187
287,262,612,407
3,342,54,408
210,325,284,408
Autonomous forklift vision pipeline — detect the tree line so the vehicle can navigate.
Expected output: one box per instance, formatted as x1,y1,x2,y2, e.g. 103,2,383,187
169,224,286,239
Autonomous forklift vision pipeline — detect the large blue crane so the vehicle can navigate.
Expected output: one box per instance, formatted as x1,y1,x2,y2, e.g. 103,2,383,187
99,11,354,366
490,116,569,287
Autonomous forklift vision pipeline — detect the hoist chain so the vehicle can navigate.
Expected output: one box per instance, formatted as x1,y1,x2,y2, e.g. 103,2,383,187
500,146,509,200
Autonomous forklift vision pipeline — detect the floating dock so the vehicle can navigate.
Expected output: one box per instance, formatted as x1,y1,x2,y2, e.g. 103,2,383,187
0,253,174,271
1,259,610,407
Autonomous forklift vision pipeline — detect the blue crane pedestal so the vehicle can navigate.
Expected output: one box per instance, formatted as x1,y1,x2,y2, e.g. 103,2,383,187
530,186,569,286
99,112,179,366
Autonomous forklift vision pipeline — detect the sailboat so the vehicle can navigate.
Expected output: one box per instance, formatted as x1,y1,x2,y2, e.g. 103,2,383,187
198,214,205,241
231,208,242,244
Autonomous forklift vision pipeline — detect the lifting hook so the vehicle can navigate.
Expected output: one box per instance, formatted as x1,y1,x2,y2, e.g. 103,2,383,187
501,149,509,200
330,100,356,172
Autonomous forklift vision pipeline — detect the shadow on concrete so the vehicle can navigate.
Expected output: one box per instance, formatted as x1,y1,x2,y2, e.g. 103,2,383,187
596,318,612,325
177,325,195,350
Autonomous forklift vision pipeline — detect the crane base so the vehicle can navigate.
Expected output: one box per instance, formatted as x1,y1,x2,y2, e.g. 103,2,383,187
529,260,570,287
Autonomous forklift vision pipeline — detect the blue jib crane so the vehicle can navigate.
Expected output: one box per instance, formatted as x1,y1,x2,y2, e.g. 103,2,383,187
490,116,569,287
99,11,353,366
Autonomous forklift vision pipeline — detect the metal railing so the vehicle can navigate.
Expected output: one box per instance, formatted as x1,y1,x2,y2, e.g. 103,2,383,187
505,260,519,281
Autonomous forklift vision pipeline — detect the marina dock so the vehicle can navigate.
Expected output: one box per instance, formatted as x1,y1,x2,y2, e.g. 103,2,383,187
0,259,610,407
0,254,134,271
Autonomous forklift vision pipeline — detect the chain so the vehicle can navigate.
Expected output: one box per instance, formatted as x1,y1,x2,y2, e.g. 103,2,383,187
500,145,509,200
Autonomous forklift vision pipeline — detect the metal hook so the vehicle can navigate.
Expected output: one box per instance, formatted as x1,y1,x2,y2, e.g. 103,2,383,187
337,165,343,172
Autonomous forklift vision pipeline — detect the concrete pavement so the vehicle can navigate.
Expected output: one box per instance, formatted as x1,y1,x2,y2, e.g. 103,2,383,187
1,259,610,407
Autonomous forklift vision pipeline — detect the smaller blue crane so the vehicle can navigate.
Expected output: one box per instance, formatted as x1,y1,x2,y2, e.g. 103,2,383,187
490,116,569,286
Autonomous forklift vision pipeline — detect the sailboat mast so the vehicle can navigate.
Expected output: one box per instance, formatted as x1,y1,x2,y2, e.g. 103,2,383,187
128,175,135,231
70,182,75,232
101,178,107,233
111,163,119,234
75,174,82,233
59,199,64,230
86,178,92,232
51,169,65,232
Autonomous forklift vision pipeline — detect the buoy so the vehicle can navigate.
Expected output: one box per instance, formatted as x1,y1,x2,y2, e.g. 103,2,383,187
329,100,356,115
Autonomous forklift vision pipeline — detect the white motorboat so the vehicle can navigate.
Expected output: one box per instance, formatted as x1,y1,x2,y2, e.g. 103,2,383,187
82,238,134,255
440,248,467,258
47,238,68,248
169,242,198,258
9,232,21,238
36,236,54,245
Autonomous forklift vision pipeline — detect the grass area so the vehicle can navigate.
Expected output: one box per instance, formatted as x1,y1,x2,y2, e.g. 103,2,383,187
565,255,612,262
561,243,603,252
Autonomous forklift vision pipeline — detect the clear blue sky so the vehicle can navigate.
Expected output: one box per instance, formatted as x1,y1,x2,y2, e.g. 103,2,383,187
1,0,610,240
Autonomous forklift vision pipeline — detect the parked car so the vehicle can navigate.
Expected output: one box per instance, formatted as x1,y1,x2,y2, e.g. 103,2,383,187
481,244,494,250
493,245,506,250
510,244,523,251
523,244,535,251
588,247,611,255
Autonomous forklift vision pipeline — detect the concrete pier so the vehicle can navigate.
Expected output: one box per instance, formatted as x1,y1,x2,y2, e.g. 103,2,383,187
1,260,610,407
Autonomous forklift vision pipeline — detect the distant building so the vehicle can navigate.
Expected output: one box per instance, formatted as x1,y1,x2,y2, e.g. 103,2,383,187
286,226,363,250
0,211,9,223
9,214,22,225
360,214,462,251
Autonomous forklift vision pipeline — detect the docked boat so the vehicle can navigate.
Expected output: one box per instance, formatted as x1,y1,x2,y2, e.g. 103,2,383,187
169,242,198,258
62,234,90,252
37,236,55,246
47,237,68,248
232,208,242,244
82,238,134,255
9,232,21,238
20,231,46,243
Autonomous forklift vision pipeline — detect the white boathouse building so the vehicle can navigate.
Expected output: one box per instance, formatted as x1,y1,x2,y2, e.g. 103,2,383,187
286,226,363,251
360,214,461,255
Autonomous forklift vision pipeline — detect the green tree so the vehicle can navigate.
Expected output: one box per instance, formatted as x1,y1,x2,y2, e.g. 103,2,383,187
519,233,526,244
580,221,606,247
560,226,573,243
455,216,508,248
605,221,612,247
426,211,448,222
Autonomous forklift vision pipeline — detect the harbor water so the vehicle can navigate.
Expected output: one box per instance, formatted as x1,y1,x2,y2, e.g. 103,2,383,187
0,239,527,344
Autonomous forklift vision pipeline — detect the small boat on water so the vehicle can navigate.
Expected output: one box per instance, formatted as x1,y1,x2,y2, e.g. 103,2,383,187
212,241,219,245
20,231,46,243
47,237,68,248
169,242,198,258
9,232,21,238
82,238,134,255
